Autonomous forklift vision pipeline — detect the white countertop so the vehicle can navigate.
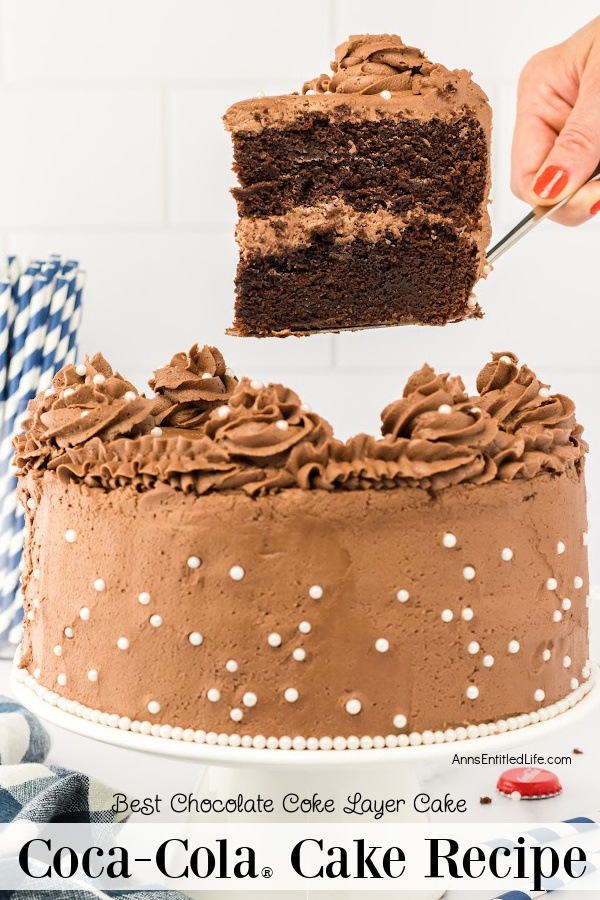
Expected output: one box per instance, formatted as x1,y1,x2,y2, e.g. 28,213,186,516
2,657,599,899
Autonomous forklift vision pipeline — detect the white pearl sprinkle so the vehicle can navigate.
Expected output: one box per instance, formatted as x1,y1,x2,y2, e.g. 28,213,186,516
564,655,572,668
538,387,551,399
583,665,591,678
33,668,40,679
466,685,479,700
80,410,89,418
150,426,163,437
117,637,129,651
508,639,520,654
510,791,522,801
275,419,289,431
583,532,589,546
216,405,229,419
441,609,453,623
574,576,584,589
150,614,162,627
293,647,306,661
571,678,580,690
79,607,90,621
463,565,476,581
393,714,407,729
543,648,551,661
64,627,74,639
461,607,474,621
230,708,243,722
87,669,98,682
57,673,67,686
26,611,34,621
201,372,212,380
27,498,37,510
255,90,266,98
375,638,389,653
467,641,480,655
64,529,77,543
124,391,137,401
92,373,105,385
553,610,563,622
380,89,392,100
499,355,512,364
33,569,40,579
562,597,572,611
557,541,566,555
63,388,75,397
438,403,452,414
138,592,151,605
229,565,245,581
75,364,87,377
396,589,410,602
187,556,201,569
147,700,160,714
482,654,494,668
284,687,299,703
225,659,238,673
33,598,40,609
501,548,513,561
44,387,54,397
53,645,62,656
345,698,362,715
308,584,323,600
534,689,545,702
267,632,282,647
546,578,558,591
243,691,257,707
250,380,264,390
207,689,221,703
298,621,311,634
188,632,203,646
93,578,105,592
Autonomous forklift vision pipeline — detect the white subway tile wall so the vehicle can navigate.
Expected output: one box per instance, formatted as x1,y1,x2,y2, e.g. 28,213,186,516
1,1,598,621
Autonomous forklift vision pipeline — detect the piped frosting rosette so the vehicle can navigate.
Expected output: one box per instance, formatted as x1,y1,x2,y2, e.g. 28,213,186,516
302,34,456,97
14,353,154,473
14,349,587,496
149,344,238,428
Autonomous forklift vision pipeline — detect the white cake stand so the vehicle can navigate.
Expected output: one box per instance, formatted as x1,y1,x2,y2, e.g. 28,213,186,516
11,668,600,900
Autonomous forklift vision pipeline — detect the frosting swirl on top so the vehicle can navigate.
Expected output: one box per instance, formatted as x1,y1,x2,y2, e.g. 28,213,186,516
15,353,154,472
149,344,238,428
475,351,584,446
205,378,333,467
302,34,452,96
14,349,587,495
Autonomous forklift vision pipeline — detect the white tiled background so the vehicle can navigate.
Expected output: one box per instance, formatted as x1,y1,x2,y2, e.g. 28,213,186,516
1,0,599,595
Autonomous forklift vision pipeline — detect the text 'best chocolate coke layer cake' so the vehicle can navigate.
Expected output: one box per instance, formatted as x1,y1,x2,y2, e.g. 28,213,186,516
224,34,492,337
13,347,592,750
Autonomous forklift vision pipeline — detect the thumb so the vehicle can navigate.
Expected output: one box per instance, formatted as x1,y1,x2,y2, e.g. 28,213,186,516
531,69,600,205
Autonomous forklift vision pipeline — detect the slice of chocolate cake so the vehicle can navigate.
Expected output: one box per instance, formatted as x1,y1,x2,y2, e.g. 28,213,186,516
224,34,492,337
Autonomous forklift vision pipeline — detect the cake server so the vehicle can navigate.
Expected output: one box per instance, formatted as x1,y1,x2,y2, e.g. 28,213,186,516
487,161,600,264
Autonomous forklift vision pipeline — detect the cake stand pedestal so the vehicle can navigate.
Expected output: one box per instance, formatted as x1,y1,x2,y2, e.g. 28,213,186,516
11,669,600,900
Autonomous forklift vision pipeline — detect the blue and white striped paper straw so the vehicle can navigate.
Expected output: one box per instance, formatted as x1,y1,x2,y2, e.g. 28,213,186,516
491,815,600,898
0,254,85,645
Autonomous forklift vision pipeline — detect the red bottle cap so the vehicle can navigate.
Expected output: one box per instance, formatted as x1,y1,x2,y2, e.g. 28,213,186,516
497,767,562,799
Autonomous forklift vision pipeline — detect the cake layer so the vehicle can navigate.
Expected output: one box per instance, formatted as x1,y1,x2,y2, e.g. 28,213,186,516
18,468,589,742
232,218,482,335
230,112,490,227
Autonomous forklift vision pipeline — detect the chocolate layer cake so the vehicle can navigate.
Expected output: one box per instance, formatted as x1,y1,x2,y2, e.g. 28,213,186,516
224,34,492,336
14,349,591,750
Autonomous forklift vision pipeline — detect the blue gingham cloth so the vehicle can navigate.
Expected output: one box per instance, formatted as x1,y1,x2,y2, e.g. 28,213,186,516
0,694,182,898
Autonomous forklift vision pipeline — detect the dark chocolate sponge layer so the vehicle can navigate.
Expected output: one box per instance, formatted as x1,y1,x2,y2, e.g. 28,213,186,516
232,220,480,336
231,114,488,223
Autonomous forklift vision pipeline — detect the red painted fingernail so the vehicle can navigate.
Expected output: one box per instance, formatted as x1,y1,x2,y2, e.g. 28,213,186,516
590,200,600,216
532,166,569,200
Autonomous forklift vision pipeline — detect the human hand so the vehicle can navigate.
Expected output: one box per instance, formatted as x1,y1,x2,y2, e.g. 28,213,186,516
511,16,600,225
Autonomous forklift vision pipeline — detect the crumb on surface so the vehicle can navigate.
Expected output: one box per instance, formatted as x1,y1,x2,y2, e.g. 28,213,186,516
480,796,492,805
572,748,584,755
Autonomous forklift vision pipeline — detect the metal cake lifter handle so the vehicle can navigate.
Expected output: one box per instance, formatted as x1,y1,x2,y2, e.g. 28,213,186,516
487,161,600,264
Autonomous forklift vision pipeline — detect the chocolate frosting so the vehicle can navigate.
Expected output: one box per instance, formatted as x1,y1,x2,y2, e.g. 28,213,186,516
303,34,457,97
14,350,587,496
149,344,238,428
15,353,154,473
